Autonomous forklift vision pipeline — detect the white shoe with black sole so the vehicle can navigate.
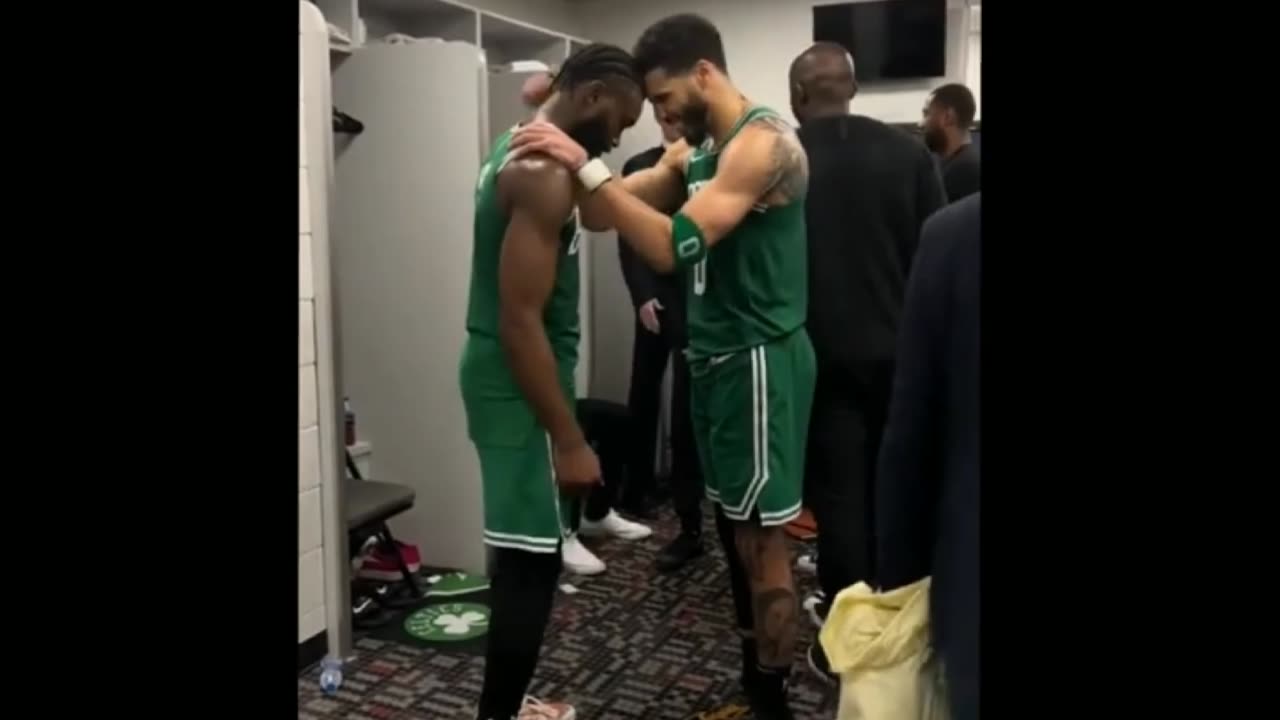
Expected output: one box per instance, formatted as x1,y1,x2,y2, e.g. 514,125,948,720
803,589,829,628
579,510,653,541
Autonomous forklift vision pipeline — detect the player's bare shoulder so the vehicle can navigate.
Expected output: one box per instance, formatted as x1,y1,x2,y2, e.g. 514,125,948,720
496,154,575,219
500,154,573,190
749,114,809,207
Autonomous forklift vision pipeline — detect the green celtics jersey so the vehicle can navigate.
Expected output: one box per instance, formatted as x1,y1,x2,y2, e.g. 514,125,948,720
683,106,808,359
461,127,581,399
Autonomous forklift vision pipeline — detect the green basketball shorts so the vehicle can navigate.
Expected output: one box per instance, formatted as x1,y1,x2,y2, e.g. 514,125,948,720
690,329,816,525
461,398,573,554
472,434,572,553
460,338,577,553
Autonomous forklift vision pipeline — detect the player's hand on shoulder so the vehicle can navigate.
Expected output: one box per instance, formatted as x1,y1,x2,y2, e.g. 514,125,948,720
510,121,588,171
659,138,692,175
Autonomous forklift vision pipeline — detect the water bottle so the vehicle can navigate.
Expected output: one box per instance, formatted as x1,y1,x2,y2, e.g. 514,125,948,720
319,657,343,695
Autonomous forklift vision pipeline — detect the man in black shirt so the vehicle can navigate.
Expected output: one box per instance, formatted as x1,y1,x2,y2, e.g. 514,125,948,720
788,42,947,680
921,83,980,202
617,108,705,572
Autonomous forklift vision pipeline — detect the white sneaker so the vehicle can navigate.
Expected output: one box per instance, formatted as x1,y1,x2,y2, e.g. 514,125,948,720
795,552,817,574
803,589,829,628
561,536,606,575
579,510,653,541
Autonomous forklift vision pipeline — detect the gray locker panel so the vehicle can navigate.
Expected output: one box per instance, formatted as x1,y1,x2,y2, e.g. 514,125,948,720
331,40,487,574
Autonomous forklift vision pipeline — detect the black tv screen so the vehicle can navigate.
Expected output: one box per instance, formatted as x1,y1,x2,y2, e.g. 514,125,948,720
813,0,948,82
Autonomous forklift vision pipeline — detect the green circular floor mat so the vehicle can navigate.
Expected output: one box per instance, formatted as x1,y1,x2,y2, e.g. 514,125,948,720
361,568,492,655
404,602,490,642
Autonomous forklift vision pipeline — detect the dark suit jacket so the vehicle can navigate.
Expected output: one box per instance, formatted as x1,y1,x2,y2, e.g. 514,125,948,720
797,115,945,384
876,193,980,720
617,145,687,346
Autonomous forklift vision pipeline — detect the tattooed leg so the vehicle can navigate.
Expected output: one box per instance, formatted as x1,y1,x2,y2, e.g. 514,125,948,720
733,521,798,669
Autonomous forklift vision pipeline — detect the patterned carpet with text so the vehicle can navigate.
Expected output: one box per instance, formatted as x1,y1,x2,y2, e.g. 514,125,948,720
298,508,838,720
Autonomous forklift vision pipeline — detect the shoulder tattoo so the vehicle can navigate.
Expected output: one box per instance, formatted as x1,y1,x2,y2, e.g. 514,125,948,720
751,115,809,205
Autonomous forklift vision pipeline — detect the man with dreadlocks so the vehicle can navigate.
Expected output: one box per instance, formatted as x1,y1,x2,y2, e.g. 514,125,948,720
459,43,643,720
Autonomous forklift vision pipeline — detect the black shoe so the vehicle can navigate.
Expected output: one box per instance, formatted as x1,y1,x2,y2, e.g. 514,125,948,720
656,532,705,572
806,643,838,687
743,680,794,720
351,595,394,630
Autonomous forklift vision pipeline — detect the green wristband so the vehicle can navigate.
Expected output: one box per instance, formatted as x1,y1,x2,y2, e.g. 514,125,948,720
671,212,708,268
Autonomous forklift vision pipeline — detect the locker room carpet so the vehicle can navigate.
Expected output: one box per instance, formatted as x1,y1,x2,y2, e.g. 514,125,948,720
298,507,838,720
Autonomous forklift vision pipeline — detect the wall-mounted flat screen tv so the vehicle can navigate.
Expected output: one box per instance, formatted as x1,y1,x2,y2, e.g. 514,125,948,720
813,0,948,82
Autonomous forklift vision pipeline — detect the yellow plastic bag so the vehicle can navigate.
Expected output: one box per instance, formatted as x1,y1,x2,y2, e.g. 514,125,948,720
818,578,948,720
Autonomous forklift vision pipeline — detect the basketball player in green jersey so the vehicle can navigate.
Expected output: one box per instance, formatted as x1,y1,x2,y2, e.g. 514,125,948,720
512,15,814,720
459,44,643,720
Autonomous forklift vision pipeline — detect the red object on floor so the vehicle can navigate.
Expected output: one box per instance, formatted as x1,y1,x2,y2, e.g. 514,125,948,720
356,541,422,582
785,508,818,541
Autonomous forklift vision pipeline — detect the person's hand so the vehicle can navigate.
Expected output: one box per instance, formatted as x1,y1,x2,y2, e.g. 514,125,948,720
639,298,663,334
510,122,588,171
521,72,554,108
659,138,692,175
553,440,602,494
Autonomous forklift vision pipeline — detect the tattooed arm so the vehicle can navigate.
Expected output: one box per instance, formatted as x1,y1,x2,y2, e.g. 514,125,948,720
579,118,809,272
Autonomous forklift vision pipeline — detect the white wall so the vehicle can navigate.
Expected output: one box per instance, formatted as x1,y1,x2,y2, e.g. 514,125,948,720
299,4,329,646
965,6,980,115
577,0,979,124
466,0,585,37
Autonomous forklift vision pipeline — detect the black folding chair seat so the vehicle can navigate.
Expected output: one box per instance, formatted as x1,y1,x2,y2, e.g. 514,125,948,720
346,479,414,530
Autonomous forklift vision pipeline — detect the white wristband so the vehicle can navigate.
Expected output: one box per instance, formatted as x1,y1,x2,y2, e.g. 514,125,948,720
576,158,613,193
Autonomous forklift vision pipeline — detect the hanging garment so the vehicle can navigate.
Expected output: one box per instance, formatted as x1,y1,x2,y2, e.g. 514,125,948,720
332,107,364,135
818,578,948,720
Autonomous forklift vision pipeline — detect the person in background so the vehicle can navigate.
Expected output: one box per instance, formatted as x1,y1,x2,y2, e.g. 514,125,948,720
877,193,981,720
921,83,980,203
459,44,644,720
567,398,654,574
787,42,946,682
618,105,706,572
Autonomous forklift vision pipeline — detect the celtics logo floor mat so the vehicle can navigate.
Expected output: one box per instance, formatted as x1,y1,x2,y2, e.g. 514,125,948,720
363,568,492,655
404,602,490,642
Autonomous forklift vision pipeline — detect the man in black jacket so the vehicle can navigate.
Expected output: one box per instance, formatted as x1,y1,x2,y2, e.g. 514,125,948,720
877,193,980,720
788,43,947,677
617,108,705,572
